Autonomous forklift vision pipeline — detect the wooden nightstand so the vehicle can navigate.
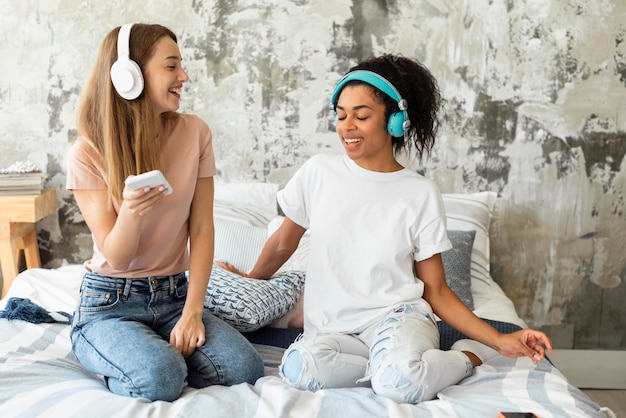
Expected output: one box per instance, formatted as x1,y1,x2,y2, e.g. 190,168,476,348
0,189,57,298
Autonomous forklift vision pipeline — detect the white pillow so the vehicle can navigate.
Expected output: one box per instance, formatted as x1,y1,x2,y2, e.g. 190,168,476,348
441,192,497,301
214,200,275,228
209,198,276,272
204,265,306,332
212,186,277,272
213,218,267,272
214,181,279,215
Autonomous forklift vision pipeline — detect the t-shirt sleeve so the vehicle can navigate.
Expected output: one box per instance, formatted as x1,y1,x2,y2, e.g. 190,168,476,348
413,187,452,262
196,117,216,179
413,218,451,262
276,158,313,229
66,138,107,191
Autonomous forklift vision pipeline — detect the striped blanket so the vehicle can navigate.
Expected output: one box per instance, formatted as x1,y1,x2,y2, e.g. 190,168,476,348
0,266,610,418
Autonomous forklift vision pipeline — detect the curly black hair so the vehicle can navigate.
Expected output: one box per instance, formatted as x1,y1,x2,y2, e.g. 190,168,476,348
345,54,441,160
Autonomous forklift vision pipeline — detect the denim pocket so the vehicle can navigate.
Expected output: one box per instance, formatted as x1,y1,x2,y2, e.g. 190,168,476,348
79,287,122,313
173,279,188,299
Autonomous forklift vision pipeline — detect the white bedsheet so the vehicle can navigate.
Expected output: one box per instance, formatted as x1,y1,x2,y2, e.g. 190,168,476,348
0,266,612,418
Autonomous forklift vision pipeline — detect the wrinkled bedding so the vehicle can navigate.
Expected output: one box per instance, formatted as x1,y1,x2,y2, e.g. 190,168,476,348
0,265,609,418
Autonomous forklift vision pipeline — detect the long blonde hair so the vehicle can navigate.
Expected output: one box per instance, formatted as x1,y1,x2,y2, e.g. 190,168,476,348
76,24,178,204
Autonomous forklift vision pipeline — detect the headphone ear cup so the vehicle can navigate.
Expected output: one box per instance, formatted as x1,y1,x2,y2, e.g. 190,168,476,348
334,113,338,126
387,111,406,137
111,58,144,100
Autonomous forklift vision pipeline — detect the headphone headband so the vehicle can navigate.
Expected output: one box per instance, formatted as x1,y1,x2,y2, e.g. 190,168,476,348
330,70,410,137
117,23,132,60
330,70,403,106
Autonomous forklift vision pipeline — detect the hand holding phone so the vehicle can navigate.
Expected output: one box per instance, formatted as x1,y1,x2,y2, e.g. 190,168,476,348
125,170,173,195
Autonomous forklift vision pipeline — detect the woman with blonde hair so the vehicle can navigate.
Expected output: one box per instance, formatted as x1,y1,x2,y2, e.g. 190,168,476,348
66,23,263,402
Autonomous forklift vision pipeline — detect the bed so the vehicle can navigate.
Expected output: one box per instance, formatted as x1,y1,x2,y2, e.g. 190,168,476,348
0,184,615,418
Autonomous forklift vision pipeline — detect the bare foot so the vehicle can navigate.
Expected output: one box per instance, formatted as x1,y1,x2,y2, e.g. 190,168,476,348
287,314,304,328
462,351,482,368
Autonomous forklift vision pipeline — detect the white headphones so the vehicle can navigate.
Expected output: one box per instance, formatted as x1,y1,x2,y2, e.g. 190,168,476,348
110,24,144,100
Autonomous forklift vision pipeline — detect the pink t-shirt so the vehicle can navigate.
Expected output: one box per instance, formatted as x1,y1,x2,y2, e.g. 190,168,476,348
66,113,216,277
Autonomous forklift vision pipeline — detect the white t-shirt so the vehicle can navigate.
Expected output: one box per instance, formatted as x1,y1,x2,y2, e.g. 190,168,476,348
277,154,451,336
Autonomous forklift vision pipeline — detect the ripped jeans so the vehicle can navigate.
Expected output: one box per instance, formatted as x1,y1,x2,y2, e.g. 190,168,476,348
279,301,473,403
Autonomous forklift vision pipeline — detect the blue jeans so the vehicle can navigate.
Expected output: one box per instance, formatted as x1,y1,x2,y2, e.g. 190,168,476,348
70,272,264,401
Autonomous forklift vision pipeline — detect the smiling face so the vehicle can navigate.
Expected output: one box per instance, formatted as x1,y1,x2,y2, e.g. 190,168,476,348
142,36,189,115
335,84,402,172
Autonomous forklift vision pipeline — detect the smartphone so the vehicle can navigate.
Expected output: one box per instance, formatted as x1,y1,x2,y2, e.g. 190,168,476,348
124,170,173,195
498,413,538,418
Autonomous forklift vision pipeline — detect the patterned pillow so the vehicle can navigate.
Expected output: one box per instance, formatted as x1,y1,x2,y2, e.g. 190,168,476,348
204,265,306,332
442,230,476,310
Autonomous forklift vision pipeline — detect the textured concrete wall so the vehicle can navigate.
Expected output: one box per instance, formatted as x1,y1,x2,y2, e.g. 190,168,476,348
1,0,624,349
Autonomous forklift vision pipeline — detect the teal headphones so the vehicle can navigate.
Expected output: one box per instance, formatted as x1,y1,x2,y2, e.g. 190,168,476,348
330,70,410,137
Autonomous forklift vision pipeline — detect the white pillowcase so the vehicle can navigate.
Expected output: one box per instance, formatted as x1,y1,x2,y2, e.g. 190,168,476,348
214,181,279,215
212,182,280,270
214,200,276,228
441,192,497,301
213,218,267,272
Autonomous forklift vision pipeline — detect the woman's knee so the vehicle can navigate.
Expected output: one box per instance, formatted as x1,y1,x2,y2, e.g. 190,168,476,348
280,336,369,391
280,338,342,391
72,321,190,401
370,361,431,404
108,352,188,401
188,336,264,387
224,343,264,385
370,348,468,403
369,340,429,403
280,346,323,391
